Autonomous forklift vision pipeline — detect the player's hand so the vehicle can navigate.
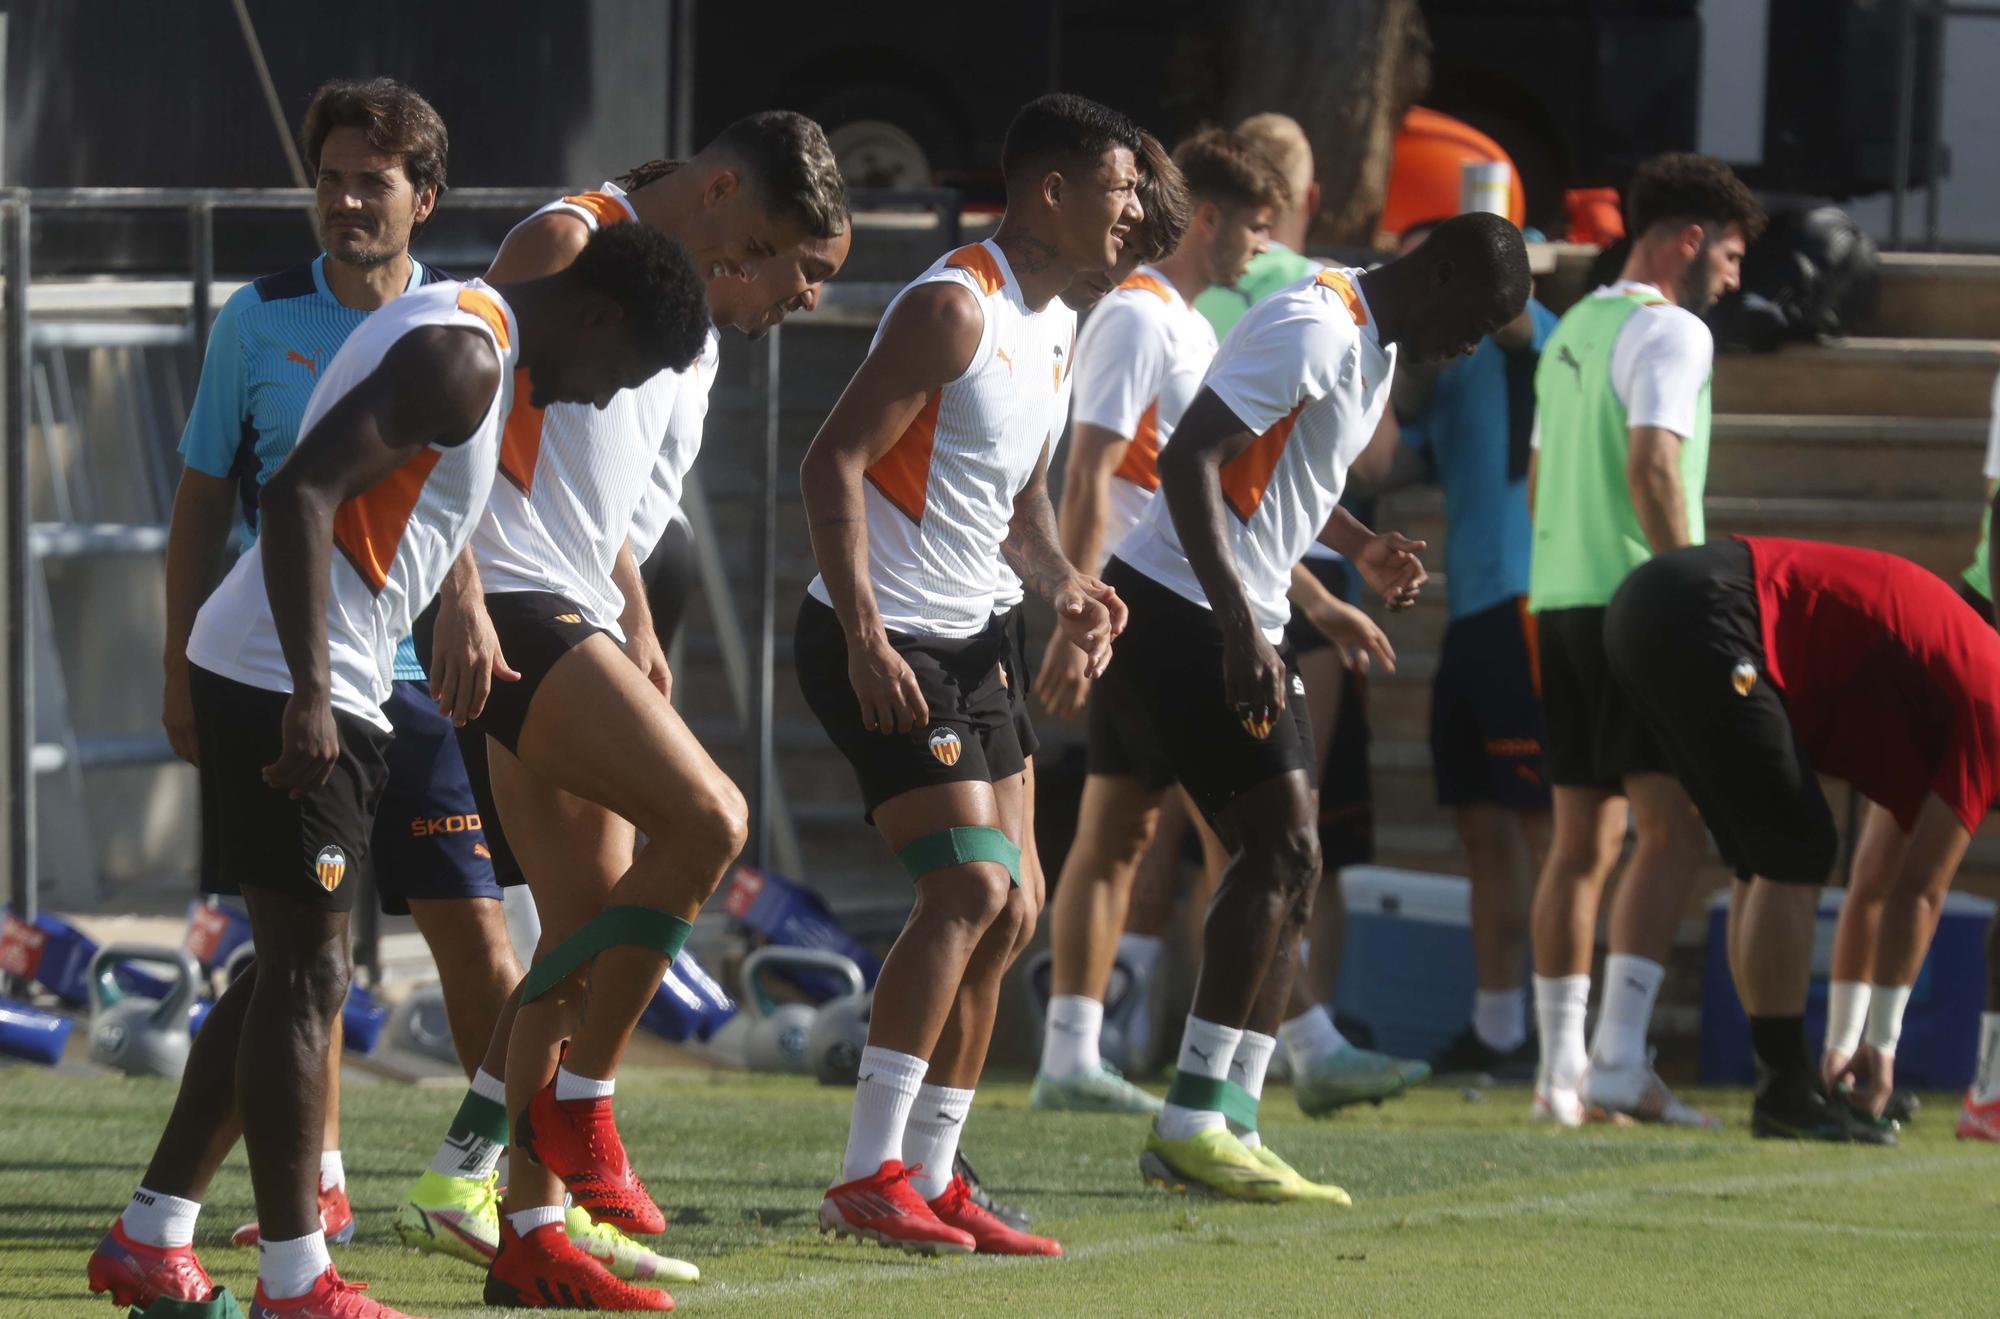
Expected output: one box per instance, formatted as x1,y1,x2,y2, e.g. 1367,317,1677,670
263,689,339,798
1354,531,1428,611
1222,627,1287,738
431,590,519,726
1832,1041,1896,1118
1033,629,1093,719
850,634,928,735
1053,577,1116,678
623,622,672,699
162,653,200,765
1302,596,1396,674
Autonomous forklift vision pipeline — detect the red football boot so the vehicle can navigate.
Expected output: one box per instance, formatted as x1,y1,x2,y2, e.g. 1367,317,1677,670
516,1082,666,1236
1958,1090,2000,1142
927,1175,1063,1256
86,1220,217,1309
817,1160,975,1256
234,1181,357,1247
248,1265,423,1317
482,1220,674,1311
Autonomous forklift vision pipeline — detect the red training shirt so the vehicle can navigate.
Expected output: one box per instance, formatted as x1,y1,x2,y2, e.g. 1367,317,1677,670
1744,535,2000,834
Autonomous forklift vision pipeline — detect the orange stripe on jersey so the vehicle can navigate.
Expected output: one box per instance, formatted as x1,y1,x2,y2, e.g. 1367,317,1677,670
945,244,1006,295
1314,269,1370,326
561,192,632,229
455,288,512,350
332,448,443,594
1218,400,1306,522
497,368,543,494
1111,400,1162,491
1518,596,1542,700
865,391,942,523
1118,272,1173,303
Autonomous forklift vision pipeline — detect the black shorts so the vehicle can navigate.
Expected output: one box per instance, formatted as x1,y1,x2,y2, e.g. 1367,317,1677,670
992,603,1041,761
641,514,699,652
1315,664,1374,870
1535,603,1665,788
1605,539,1834,885
1091,558,1315,822
415,589,609,756
1430,596,1552,811
795,595,1027,818
191,665,391,914
370,681,514,915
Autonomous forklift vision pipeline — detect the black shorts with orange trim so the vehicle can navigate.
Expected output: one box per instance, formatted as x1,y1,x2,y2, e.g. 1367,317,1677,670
991,603,1041,761
369,681,514,916
414,590,609,757
795,595,1027,819
1092,558,1316,823
1430,595,1552,812
191,664,390,914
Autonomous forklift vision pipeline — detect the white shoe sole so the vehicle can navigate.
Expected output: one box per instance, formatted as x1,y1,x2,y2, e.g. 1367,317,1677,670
816,1200,973,1256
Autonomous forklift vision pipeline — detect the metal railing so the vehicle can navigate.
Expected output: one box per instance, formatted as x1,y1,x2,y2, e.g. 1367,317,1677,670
1889,1,2000,249
1,183,961,934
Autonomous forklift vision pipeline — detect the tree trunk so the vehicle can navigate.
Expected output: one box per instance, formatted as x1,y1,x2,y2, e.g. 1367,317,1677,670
1220,0,1432,248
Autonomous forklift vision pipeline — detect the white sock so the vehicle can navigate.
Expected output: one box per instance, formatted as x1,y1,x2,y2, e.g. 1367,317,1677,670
902,1084,974,1200
842,1046,928,1181
121,1188,200,1249
473,1067,507,1104
257,1231,331,1300
507,1204,565,1235
1534,974,1590,1091
1157,1016,1241,1141
553,1066,615,1102
1473,988,1527,1053
1041,993,1104,1079
1227,1031,1277,1150
1277,1004,1347,1075
1973,1012,2000,1106
318,1149,345,1193
1589,954,1664,1073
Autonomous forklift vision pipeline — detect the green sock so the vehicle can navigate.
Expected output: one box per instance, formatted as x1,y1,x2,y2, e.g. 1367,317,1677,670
429,1071,509,1179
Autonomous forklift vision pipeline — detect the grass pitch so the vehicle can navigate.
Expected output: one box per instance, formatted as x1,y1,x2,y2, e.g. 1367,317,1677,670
3,1069,1993,1316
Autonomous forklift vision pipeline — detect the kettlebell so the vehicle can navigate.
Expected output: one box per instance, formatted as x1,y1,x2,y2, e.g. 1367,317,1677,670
738,947,865,1074
88,943,201,1078
807,989,873,1085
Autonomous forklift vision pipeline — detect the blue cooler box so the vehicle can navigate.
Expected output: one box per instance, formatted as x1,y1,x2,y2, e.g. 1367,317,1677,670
1332,867,1478,1062
1700,888,1994,1088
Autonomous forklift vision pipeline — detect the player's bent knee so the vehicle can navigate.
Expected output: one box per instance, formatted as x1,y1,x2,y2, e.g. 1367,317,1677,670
1258,825,1321,899
256,942,351,1023
916,863,1015,931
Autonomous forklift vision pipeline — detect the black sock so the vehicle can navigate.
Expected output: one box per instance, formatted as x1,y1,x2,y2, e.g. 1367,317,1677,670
1747,1014,1815,1105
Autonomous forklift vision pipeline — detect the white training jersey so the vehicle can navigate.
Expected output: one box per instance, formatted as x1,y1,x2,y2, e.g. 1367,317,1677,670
186,280,516,728
470,182,685,637
628,327,720,561
990,324,1077,616
1118,268,1395,642
809,239,1077,638
1074,266,1220,563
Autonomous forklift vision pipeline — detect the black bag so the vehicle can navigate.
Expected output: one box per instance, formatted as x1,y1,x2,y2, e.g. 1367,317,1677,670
1711,202,1881,352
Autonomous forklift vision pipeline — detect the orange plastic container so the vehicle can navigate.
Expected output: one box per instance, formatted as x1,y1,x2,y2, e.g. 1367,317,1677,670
1382,106,1526,236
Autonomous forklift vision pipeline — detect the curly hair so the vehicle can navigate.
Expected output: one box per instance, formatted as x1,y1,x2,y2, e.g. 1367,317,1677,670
1174,127,1291,216
566,224,712,374
1627,152,1766,243
1128,131,1191,262
301,78,448,197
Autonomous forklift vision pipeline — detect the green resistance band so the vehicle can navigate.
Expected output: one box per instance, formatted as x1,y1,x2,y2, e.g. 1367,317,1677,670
897,826,1022,888
519,906,694,1003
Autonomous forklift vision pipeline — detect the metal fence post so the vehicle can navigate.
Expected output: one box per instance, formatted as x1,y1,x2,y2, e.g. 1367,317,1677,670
1891,0,1918,251
5,194,33,934
749,323,780,870
189,200,215,360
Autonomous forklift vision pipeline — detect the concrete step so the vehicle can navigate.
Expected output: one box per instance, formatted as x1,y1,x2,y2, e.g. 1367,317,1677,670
1706,414,1989,502
1712,338,2000,418
1860,252,2000,340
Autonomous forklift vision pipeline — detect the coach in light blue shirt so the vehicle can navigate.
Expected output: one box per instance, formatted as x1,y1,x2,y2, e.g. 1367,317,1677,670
1393,219,1558,1078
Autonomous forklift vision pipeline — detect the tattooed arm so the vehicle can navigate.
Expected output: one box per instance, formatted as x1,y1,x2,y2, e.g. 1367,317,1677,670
1004,441,1126,678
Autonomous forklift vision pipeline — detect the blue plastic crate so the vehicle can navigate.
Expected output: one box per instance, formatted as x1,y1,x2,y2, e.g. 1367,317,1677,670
1331,868,1478,1062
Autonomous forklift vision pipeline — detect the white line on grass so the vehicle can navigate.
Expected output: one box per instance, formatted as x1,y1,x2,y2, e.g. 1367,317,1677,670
692,1153,1970,1307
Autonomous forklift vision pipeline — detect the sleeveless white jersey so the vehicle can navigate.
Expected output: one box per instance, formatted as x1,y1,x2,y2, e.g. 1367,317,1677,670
1074,266,1219,560
186,280,516,728
811,240,1076,638
990,328,1075,615
1118,269,1395,642
469,182,686,636
628,326,720,561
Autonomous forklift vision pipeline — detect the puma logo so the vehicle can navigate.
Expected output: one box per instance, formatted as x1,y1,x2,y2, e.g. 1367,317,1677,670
936,1110,962,1125
1188,1045,1213,1064
1557,345,1582,385
995,347,1013,374
286,350,318,375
